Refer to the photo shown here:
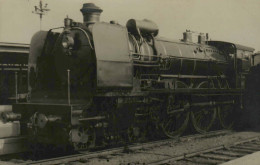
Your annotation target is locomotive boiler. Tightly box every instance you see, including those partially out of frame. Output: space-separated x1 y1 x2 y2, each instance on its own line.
3 3 255 150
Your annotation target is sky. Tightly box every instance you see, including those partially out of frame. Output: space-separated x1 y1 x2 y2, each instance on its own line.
0 0 260 51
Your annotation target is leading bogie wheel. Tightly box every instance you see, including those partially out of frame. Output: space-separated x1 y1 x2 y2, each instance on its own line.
127 126 144 143
70 126 96 150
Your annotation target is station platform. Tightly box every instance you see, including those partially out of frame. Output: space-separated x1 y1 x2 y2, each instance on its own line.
221 151 260 165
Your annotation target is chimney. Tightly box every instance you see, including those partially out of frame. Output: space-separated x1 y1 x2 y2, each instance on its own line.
80 3 103 26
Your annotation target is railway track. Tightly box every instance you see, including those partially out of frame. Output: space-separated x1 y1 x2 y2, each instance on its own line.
148 135 260 165
3 130 260 165
3 130 230 165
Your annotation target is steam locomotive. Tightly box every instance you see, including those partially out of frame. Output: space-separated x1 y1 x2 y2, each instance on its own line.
2 3 255 150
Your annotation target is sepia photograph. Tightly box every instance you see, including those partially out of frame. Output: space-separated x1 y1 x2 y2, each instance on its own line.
0 0 260 164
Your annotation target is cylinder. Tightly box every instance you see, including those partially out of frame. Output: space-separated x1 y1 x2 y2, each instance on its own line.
80 3 103 25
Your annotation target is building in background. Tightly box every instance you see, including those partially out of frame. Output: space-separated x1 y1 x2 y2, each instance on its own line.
0 42 29 104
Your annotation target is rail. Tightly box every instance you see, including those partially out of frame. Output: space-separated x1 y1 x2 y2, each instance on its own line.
148 136 260 165
19 130 230 165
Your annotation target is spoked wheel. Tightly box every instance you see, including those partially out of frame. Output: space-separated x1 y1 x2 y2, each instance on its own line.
127 126 143 143
70 126 96 150
218 105 235 129
218 81 234 129
161 92 190 138
161 111 190 138
191 107 216 133
191 81 216 133
127 126 137 143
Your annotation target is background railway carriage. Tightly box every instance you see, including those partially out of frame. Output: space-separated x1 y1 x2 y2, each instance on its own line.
0 42 29 104
0 42 29 141
5 3 256 150
252 52 260 66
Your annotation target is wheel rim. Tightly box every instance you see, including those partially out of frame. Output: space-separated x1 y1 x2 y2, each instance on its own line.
191 81 216 133
161 111 190 138
191 108 216 133
218 104 234 129
71 127 96 150
82 127 96 148
127 126 141 143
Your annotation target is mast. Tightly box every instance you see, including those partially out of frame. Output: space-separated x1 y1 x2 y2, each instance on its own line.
32 0 50 30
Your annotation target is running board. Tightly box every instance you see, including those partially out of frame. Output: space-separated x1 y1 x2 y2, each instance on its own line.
167 100 234 114
145 88 244 95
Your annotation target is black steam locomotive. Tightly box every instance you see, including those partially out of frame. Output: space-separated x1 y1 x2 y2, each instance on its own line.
3 3 255 150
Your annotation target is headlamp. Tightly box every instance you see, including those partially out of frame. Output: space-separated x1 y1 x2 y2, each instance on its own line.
62 35 74 50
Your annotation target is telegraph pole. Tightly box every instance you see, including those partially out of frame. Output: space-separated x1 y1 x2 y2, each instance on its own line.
32 0 50 30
